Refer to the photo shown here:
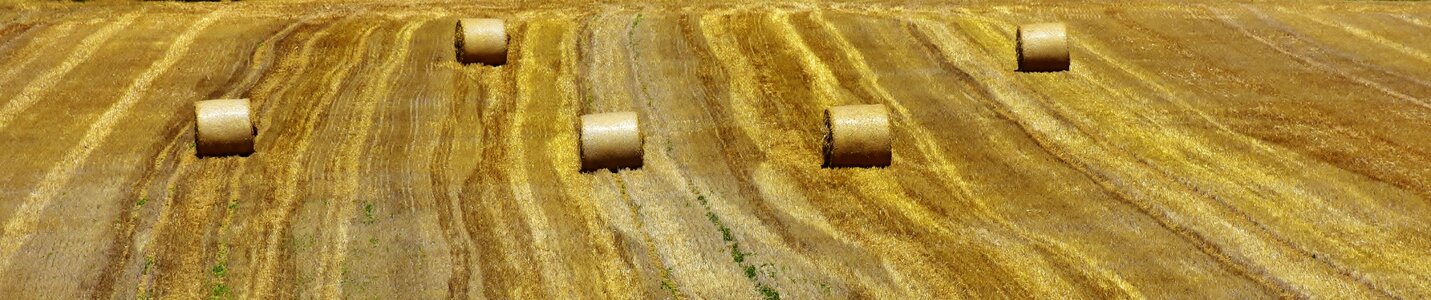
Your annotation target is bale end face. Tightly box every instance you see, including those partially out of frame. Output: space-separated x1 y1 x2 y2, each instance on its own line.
1017 22 1069 72
824 104 891 168
194 98 255 157
456 18 508 65
580 112 643 172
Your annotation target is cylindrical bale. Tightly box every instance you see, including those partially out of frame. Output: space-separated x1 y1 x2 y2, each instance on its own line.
1017 22 1069 72
455 18 508 65
194 98 255 157
580 111 643 171
824 104 891 168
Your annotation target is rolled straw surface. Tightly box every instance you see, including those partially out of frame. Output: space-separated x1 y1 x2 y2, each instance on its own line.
1017 22 1069 72
456 18 507 65
195 98 255 157
824 104 891 167
580 111 643 171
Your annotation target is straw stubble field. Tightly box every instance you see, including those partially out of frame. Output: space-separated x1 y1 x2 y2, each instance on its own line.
0 0 1429 298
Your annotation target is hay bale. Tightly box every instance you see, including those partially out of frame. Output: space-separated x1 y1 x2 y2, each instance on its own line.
1017 22 1069 72
824 104 891 168
580 111 643 171
456 18 508 65
194 98 255 157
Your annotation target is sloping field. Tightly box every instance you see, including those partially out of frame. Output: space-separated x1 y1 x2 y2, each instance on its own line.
0 0 1429 298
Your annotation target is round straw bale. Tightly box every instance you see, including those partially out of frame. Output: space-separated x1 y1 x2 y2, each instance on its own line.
580 111 643 171
456 18 507 65
1017 22 1069 72
194 99 255 157
824 104 891 168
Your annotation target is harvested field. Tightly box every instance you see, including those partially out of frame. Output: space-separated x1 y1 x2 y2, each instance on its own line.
1 0 1430 298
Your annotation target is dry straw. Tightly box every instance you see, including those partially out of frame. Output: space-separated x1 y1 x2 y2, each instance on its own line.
194 98 255 157
824 104 891 168
456 18 508 65
580 111 643 172
1017 22 1069 72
